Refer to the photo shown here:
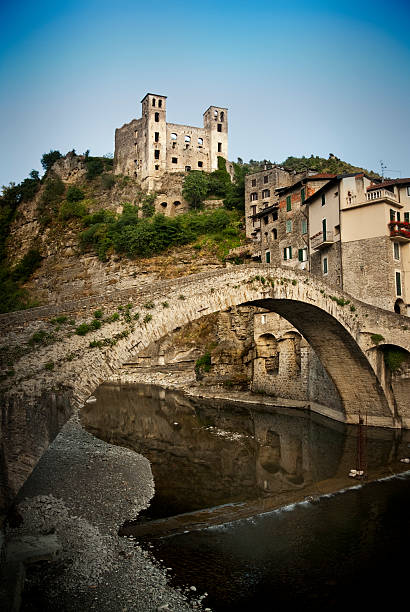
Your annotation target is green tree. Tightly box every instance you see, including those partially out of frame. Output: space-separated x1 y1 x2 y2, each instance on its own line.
66 186 85 202
224 162 249 212
41 150 63 173
182 171 209 209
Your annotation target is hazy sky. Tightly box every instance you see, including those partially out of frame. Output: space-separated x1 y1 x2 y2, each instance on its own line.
1 0 409 187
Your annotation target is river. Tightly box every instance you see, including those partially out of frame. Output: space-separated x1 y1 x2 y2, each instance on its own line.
81 383 410 610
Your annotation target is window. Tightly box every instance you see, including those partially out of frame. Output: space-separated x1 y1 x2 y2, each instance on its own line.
250 192 258 201
158 99 162 108
265 251 271 264
198 161 203 168
397 212 401 222
286 219 292 233
261 315 266 324
272 228 277 239
217 123 222 132
393 242 400 260
160 202 167 208
301 188 305 203
198 137 203 146
173 201 181 206
220 111 224 121
301 218 307 234
405 212 409 223
154 132 159 142
263 216 269 225
152 98 156 107
396 271 402 296
155 165 159 170
214 110 218 117
286 195 291 211
251 205 257 216
185 135 191 143
262 189 270 198
321 193 326 206
218 142 222 152
322 218 327 239
407 187 410 196
171 133 177 140
154 150 160 159
172 157 178 164
390 209 396 222
284 246 292 260
323 257 328 275
134 130 138 138
252 179 256 187
272 210 278 221
154 112 159 122
298 248 308 262
185 166 191 171
264 175 269 184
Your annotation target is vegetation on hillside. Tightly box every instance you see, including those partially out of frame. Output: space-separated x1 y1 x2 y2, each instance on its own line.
281 154 382 179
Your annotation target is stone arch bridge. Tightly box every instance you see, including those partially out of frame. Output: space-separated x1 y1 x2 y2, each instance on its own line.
1 264 409 508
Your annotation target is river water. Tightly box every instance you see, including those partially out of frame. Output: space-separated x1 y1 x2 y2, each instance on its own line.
81 383 410 610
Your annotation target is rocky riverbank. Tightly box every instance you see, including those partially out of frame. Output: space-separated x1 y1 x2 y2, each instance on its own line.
2 418 207 612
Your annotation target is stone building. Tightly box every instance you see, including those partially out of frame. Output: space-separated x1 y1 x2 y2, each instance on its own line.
306 174 410 314
114 93 228 192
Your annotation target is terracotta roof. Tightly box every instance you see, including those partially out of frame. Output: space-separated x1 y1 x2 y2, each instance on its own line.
367 178 410 191
307 173 337 179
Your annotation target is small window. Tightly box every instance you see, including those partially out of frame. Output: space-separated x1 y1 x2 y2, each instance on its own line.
273 228 277 239
171 133 177 140
272 210 278 221
250 192 258 201
155 165 159 170
390 209 396 222
407 186 410 196
265 251 271 264
160 202 167 208
217 124 222 132
251 205 257 215
172 157 178 164
185 166 191 172
261 314 266 324
263 216 269 225
220 111 224 121
397 212 401 222
301 188 306 203
134 130 138 138
198 161 203 168
158 99 162 108
286 195 291 211
185 135 191 143
155 112 159 122
252 179 256 187
404 212 409 223
154 149 160 159
154 132 159 142
214 110 218 118
218 142 222 152
262 189 270 198
152 98 156 107
323 257 328 275
286 219 292 233
284 246 292 260
173 201 181 206
393 242 400 260
198 137 203 146
396 271 402 296
298 248 308 262
301 218 307 234
264 175 269 184
321 193 326 206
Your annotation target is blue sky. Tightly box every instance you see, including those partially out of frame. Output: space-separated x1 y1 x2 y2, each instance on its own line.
1 0 409 187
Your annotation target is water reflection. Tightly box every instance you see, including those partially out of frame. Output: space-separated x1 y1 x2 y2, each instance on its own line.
81 383 410 535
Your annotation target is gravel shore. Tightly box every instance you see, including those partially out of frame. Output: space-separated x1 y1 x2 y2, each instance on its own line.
7 418 204 612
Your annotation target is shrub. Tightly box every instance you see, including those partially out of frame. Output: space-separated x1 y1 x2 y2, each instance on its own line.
383 347 408 372
45 361 54 371
195 352 212 374
144 301 155 309
182 171 209 209
101 174 115 190
12 249 42 283
59 200 88 221
28 330 50 345
143 314 152 323
76 323 91 336
90 319 102 330
41 150 62 173
85 158 105 180
371 334 385 345
66 186 85 202
94 309 103 319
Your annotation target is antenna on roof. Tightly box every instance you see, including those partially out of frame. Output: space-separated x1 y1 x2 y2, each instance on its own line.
380 160 387 178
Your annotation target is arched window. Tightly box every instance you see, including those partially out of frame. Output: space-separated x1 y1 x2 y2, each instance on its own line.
273 228 277 239
220 111 224 121
250 192 258 201
158 99 162 108
152 98 156 107
214 109 218 117
154 112 159 122
262 189 270 198
171 133 177 140
198 137 203 146
185 135 191 143
160 202 167 208
173 201 181 206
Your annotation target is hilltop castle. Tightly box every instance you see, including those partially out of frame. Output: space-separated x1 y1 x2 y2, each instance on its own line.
114 93 228 191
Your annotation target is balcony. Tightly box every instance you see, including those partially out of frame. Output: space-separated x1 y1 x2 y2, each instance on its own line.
311 230 334 250
366 189 399 204
389 221 410 243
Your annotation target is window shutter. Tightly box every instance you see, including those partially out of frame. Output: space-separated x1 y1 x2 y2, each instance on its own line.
404 212 409 223
298 249 303 262
283 248 287 260
286 195 291 211
289 247 292 259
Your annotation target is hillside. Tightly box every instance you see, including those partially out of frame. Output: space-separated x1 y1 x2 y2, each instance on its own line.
245 154 382 179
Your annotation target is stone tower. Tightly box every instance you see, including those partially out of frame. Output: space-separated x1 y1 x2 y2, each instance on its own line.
141 93 167 189
203 106 228 171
